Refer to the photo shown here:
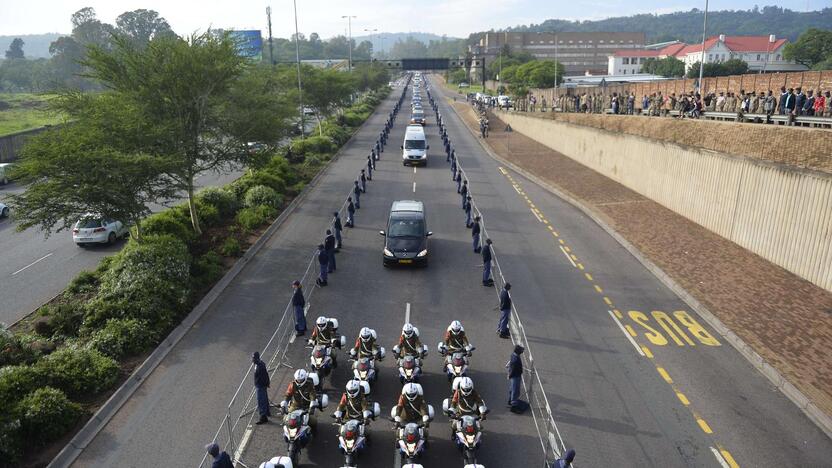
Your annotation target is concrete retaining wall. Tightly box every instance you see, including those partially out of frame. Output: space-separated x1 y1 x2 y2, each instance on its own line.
0 127 50 162
499 111 832 292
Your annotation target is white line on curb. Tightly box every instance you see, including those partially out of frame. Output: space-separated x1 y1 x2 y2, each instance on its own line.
608 310 645 357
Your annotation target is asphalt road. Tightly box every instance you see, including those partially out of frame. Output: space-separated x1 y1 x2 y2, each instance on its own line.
69 79 831 468
0 168 243 325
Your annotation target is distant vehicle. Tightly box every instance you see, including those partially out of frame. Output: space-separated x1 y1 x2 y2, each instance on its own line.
303 107 315 115
410 109 426 126
72 216 130 247
0 163 14 185
498 95 512 108
458 82 469 88
247 142 267 154
401 125 428 166
380 200 431 267
0 202 8 218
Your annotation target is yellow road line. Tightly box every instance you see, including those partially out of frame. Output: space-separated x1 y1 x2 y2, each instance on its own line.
593 284 603 293
564 246 571 253
719 448 739 468
613 309 623 319
675 390 690 406
577 263 584 270
657 367 673 383
584 273 593 281
641 346 653 358
559 239 565 244
603 296 613 305
624 325 637 337
697 417 713 434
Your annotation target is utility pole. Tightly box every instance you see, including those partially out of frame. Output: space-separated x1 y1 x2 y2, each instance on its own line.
293 0 304 139
697 0 709 94
266 6 275 66
342 15 357 71
364 28 377 58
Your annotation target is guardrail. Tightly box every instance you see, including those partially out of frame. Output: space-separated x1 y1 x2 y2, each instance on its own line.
444 97 570 466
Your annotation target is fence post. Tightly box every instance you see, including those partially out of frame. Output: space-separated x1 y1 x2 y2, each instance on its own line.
225 408 236 461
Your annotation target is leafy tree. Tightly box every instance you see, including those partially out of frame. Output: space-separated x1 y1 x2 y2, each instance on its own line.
686 59 748 78
10 93 176 241
642 56 685 77
82 32 294 235
5 38 24 59
783 28 832 69
390 36 428 59
70 7 114 50
448 68 467 84
513 60 563 88
301 65 354 135
720 58 749 75
48 36 89 90
115 9 174 48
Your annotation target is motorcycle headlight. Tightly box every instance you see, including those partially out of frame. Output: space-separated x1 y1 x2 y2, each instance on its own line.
465 434 476 444
314 357 323 366
383 248 394 257
406 442 416 454
454 365 462 374
288 427 298 438
346 438 355 449
359 370 367 379
417 249 428 257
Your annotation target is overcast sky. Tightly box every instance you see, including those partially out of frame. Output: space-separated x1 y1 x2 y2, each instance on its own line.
0 0 824 38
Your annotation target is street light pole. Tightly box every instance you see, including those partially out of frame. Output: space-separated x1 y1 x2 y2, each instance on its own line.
697 0 709 94
364 28 378 58
342 15 357 71
266 6 274 66
293 0 304 139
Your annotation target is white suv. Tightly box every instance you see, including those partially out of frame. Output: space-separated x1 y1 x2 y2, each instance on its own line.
72 216 129 246
0 202 8 218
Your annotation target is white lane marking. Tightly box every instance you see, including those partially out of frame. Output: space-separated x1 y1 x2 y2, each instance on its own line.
405 302 411 323
12 253 53 276
234 426 254 462
413 166 416 174
608 310 645 357
710 447 730 468
498 166 508 175
531 209 544 223
513 184 523 195
559 246 577 268
412 182 416 193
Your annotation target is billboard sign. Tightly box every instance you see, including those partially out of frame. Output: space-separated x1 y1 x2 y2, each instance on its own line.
230 30 263 60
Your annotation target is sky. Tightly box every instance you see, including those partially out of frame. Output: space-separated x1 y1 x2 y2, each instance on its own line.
0 0 825 39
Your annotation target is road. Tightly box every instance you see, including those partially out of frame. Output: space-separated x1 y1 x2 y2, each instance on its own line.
0 168 243 325
69 79 832 468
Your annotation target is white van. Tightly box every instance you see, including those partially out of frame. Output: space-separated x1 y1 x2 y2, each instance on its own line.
401 125 428 166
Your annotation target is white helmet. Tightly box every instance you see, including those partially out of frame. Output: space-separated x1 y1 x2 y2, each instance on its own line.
360 327 373 341
402 323 415 338
449 320 463 334
294 369 308 385
459 377 474 396
316 316 328 329
346 379 361 398
403 383 419 401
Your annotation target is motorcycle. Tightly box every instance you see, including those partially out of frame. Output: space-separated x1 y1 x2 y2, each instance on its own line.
397 355 423 384
282 394 329 466
350 347 384 392
441 350 473 382
389 384 435 465
335 400 381 467
308 345 334 391
257 456 294 468
450 414 484 465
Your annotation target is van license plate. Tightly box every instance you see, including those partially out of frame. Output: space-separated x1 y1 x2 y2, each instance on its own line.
399 259 413 264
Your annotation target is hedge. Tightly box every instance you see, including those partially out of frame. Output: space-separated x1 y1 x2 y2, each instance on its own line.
36 346 119 399
18 387 82 446
86 318 156 360
198 187 238 218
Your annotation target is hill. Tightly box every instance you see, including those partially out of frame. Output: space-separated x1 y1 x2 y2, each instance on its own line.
352 32 460 54
499 6 832 44
0 34 64 59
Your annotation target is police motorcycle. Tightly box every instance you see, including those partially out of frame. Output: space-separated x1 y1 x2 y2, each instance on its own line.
349 328 385 392
258 456 294 468
438 343 475 383
280 392 329 466
442 377 489 466
389 383 435 465
393 325 429 384
306 318 346 391
332 381 382 467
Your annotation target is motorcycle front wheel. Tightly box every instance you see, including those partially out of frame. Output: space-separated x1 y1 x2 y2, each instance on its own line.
345 453 356 466
289 442 299 466
464 448 476 464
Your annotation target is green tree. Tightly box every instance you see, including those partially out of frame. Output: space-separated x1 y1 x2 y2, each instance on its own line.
783 28 832 69
82 33 293 235
686 59 748 78
642 56 685 77
70 7 114 49
5 38 24 59
390 36 428 59
115 9 174 48
301 65 354 135
513 60 563 88
10 93 176 241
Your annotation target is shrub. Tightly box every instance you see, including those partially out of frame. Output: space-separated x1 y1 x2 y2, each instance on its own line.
320 121 351 145
198 187 238 217
38 303 84 337
37 345 119 398
83 235 191 334
66 270 99 295
244 185 281 209
0 331 42 367
230 172 287 200
0 365 46 411
140 209 194 244
236 205 276 231
0 414 22 465
18 387 82 446
192 251 225 289
219 237 242 257
195 200 220 228
86 318 156 360
341 111 364 127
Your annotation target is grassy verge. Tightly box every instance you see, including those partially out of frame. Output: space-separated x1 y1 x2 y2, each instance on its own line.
0 93 64 137
0 86 391 466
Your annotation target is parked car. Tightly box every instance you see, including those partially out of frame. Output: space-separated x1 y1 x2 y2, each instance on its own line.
72 216 130 246
0 202 8 218
0 163 14 185
458 82 469 88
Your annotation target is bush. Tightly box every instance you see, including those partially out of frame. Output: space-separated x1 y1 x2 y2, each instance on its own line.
236 205 276 231
0 414 22 465
86 318 156 360
293 135 334 155
195 200 220 228
18 387 82 446
219 237 242 257
244 185 281 209
0 330 41 367
0 365 46 411
198 187 238 217
192 251 225 289
38 303 84 338
66 270 99 295
341 111 365 127
230 172 287 200
140 209 194 244
83 235 191 334
37 345 119 398
320 121 351 146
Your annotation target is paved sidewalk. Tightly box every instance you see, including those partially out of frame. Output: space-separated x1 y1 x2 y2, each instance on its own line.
452 100 832 422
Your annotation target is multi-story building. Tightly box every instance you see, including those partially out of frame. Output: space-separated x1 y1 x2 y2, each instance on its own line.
474 31 646 76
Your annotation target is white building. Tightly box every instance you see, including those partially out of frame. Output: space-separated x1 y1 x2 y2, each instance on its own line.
606 35 805 76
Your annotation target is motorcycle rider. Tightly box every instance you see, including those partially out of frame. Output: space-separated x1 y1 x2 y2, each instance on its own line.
394 383 430 429
394 323 425 359
442 321 471 355
280 369 318 415
350 327 381 360
334 380 372 423
450 377 488 421
309 316 339 366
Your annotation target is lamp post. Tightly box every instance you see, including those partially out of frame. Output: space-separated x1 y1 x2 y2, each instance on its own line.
697 0 709 94
364 28 377 58
293 0 304 139
761 34 775 74
266 6 274 66
342 15 357 71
